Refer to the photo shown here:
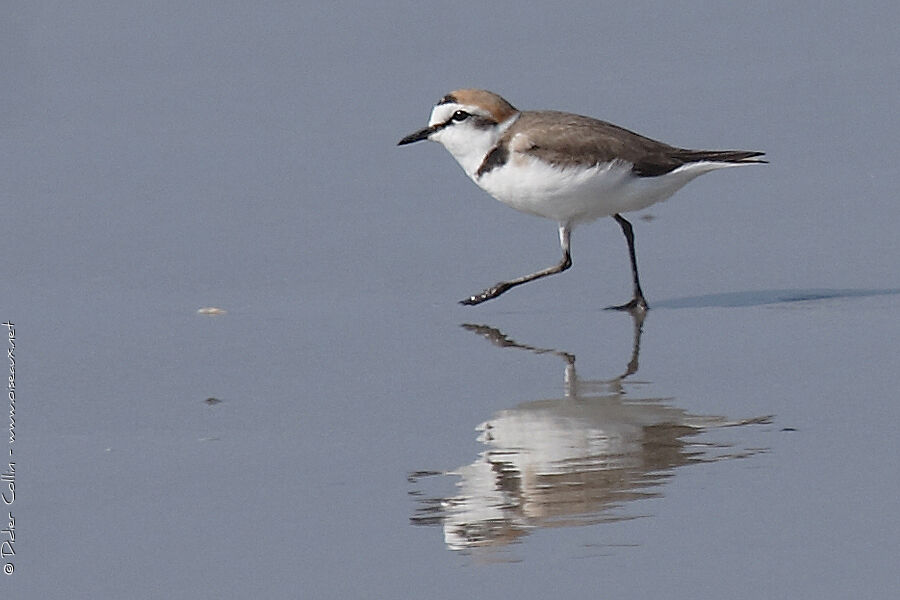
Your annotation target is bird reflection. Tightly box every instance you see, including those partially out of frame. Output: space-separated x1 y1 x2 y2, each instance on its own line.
409 313 771 551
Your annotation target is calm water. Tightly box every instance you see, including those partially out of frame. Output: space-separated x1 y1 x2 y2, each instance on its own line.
3 2 899 598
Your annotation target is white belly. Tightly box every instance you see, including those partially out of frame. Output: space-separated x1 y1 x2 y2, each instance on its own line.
475 155 742 225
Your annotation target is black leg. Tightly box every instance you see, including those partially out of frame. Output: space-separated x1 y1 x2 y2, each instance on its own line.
461 225 572 305
606 214 648 312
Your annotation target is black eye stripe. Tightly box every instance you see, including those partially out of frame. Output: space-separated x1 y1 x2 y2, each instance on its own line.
440 110 496 130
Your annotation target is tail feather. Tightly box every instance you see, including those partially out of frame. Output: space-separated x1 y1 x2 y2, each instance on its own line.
677 149 767 164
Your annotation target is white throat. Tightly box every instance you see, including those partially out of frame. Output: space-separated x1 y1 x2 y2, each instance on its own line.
430 111 520 180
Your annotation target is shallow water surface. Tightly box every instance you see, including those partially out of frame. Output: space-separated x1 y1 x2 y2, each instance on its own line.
3 2 900 598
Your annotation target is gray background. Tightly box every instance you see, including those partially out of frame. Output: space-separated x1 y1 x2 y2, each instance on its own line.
2 1 899 598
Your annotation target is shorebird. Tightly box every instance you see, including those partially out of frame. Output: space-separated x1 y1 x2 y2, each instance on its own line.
399 89 765 310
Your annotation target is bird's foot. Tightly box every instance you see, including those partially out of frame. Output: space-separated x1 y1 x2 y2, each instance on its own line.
605 296 649 313
459 282 512 306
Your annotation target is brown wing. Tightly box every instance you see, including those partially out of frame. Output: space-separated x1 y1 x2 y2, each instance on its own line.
508 111 765 177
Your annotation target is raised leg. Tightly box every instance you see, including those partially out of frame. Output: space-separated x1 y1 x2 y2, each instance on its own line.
461 224 572 306
606 214 648 312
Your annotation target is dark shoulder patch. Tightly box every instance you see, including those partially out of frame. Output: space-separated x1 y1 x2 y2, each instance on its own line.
476 145 509 177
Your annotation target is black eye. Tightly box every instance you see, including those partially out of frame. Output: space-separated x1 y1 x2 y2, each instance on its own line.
452 110 470 122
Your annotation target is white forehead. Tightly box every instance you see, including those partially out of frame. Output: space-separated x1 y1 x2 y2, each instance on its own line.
428 103 459 127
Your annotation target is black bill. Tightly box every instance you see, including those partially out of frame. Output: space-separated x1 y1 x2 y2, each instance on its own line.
398 125 437 145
